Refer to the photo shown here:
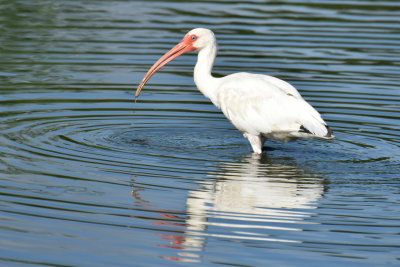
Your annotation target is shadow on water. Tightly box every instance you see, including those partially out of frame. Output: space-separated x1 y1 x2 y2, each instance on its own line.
131 153 327 263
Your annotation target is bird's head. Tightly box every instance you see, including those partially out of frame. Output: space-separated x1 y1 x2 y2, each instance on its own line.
135 28 216 98
184 28 215 50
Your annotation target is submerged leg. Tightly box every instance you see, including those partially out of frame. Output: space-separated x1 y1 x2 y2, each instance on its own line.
245 134 265 154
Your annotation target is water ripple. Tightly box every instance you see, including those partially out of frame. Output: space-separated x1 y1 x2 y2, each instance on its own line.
1 0 400 266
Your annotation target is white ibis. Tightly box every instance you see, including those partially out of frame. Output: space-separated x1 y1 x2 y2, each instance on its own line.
136 28 333 153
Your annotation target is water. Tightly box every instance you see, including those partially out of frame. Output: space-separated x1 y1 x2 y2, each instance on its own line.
1 0 399 266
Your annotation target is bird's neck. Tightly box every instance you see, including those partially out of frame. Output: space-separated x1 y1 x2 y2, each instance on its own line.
193 44 221 107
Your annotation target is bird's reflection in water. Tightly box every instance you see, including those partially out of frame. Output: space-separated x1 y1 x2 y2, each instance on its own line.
132 154 326 262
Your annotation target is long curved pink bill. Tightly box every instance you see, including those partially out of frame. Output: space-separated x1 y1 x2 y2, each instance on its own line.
135 41 194 98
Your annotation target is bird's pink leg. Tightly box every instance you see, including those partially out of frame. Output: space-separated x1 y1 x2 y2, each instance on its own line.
245 134 265 154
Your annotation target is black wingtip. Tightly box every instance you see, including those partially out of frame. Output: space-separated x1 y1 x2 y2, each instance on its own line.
299 125 312 134
325 125 333 138
299 124 334 139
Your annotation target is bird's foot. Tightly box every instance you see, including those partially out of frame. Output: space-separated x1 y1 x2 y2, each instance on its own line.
245 134 265 154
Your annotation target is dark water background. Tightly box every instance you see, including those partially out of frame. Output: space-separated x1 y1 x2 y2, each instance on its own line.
1 0 399 266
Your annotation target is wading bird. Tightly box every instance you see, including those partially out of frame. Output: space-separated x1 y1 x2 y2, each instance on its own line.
136 28 333 153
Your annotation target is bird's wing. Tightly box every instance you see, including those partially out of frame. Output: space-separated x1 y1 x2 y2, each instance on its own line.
259 74 303 99
217 73 328 137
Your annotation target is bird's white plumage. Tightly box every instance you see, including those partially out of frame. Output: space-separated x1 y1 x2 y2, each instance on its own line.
137 28 333 153
217 72 328 138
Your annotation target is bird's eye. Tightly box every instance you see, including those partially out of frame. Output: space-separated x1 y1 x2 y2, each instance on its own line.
191 35 197 41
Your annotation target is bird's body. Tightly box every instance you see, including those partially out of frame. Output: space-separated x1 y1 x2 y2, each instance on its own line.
136 28 333 153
